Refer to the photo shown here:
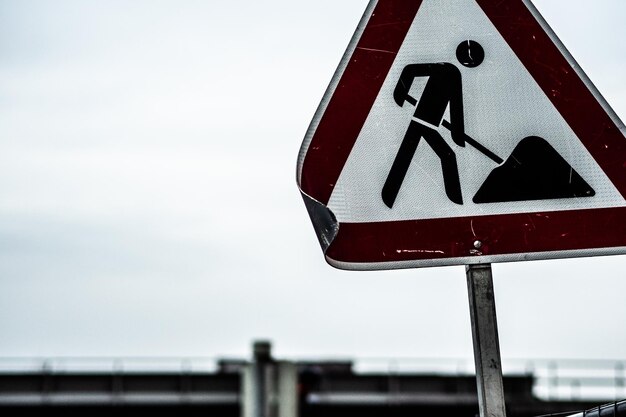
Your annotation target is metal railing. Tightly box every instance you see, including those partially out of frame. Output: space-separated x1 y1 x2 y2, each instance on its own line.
350 357 626 402
0 356 624 402
0 357 218 374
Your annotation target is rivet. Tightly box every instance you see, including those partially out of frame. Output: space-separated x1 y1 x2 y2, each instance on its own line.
473 240 482 249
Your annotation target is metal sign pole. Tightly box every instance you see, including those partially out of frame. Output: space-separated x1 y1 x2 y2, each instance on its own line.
466 263 507 417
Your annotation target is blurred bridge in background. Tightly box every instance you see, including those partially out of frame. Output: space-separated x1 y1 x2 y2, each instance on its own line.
1 342 624 417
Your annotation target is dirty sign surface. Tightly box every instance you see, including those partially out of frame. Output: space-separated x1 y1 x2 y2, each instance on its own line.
297 0 626 270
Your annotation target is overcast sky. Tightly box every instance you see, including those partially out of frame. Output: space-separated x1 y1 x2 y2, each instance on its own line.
0 0 625 363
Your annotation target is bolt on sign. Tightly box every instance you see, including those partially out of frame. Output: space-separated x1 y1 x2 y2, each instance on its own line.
296 0 626 270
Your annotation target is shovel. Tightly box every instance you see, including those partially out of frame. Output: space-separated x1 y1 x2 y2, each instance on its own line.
441 120 503 164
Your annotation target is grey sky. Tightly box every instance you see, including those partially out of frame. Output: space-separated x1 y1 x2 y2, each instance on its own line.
0 0 624 361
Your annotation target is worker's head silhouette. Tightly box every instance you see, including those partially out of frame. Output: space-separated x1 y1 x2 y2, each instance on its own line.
456 40 484 68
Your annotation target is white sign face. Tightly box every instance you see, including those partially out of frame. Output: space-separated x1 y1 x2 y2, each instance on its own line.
297 0 626 270
328 0 623 224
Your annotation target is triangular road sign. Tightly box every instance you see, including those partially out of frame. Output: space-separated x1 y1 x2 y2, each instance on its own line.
297 0 626 270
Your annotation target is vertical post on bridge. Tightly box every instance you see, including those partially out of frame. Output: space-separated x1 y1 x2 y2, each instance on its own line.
466 263 507 417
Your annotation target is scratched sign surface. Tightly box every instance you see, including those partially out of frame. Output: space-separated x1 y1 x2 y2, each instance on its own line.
297 0 626 270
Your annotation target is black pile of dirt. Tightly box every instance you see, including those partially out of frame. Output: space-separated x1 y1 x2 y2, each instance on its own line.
473 136 595 204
